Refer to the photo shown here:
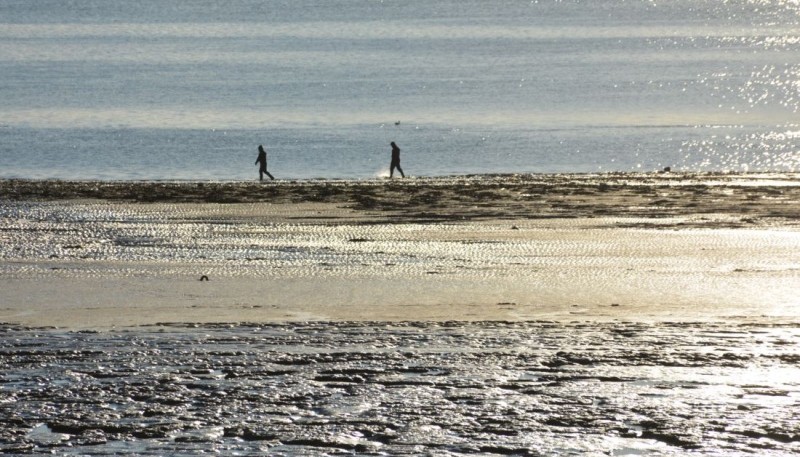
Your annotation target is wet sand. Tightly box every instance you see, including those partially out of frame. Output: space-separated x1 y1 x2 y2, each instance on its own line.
2 321 799 455
2 173 800 329
2 173 800 455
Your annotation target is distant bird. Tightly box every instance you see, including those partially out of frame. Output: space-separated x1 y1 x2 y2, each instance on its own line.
395 121 401 125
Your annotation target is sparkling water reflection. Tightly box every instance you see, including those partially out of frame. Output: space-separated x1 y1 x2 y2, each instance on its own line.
0 0 798 179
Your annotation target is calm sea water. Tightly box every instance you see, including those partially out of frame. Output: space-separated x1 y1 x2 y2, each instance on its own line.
1 0 799 180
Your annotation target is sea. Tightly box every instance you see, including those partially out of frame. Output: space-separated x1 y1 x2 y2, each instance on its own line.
1 0 799 181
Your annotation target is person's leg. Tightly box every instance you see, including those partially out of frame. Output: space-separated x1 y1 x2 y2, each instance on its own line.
397 164 405 178
266 171 275 180
389 164 395 178
259 170 264 181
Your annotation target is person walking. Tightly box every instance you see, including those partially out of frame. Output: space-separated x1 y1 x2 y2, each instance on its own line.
255 145 275 181
389 141 405 178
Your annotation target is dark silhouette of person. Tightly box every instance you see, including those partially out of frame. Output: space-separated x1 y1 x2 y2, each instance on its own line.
255 145 274 181
389 141 405 178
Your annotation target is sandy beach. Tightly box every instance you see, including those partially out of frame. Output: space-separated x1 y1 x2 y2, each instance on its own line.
2 173 799 329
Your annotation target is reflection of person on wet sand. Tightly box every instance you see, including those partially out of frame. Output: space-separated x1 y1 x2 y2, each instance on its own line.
389 141 405 178
255 145 275 181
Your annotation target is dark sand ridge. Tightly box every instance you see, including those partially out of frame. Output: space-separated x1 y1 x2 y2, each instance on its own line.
3 172 800 227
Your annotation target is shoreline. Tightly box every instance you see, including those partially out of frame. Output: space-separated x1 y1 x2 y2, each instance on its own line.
3 172 800 226
5 172 800 201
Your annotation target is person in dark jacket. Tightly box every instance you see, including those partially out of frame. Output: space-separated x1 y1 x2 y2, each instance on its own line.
389 141 405 178
255 145 275 181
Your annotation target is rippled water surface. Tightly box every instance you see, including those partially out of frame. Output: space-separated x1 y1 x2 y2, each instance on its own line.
1 0 799 179
1 322 799 456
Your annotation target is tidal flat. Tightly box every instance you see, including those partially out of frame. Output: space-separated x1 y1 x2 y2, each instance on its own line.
1 173 799 455
2 321 799 456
